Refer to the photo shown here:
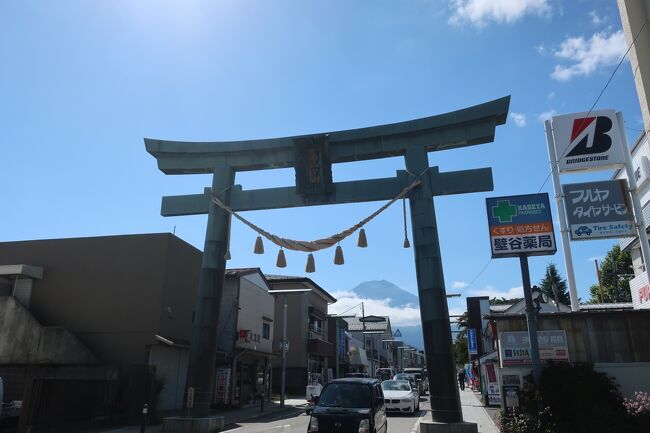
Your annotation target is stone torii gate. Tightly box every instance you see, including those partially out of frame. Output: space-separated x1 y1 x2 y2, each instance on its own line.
146 96 509 431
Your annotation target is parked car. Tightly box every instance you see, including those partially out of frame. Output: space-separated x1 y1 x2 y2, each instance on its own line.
393 373 418 397
375 368 395 381
381 380 419 414
344 372 369 378
403 368 428 395
308 378 387 433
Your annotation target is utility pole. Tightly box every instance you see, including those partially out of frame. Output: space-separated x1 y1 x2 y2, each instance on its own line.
361 302 367 374
281 293 287 407
520 255 543 390
595 259 605 303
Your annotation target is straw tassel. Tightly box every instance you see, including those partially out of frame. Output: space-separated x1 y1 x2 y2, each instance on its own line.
305 253 316 273
254 235 264 254
276 249 287 268
334 245 344 265
403 238 411 248
357 228 368 248
225 249 232 260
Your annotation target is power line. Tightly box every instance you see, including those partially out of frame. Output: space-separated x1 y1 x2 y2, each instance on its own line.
460 15 650 296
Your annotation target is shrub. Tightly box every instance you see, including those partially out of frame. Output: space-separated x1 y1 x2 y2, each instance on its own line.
499 407 557 433
538 362 634 433
624 391 650 431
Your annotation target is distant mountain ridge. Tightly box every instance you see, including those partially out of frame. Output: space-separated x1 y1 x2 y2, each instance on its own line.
349 280 461 351
351 280 419 307
350 280 423 349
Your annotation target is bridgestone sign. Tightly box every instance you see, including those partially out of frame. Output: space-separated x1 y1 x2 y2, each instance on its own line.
551 110 626 173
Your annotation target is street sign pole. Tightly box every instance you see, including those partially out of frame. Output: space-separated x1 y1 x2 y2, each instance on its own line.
519 254 543 390
618 112 650 286
545 120 579 312
281 293 287 407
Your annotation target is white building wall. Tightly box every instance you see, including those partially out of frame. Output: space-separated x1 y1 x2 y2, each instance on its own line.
235 273 274 354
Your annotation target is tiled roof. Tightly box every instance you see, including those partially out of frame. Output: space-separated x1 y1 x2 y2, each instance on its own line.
225 268 261 277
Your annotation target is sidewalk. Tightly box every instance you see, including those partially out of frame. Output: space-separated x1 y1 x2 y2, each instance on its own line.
459 388 499 433
89 397 306 433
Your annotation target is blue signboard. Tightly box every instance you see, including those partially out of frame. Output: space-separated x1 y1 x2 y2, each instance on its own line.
338 329 346 356
394 329 402 338
486 193 556 258
468 328 478 355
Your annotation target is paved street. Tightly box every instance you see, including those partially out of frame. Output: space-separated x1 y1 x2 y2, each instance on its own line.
223 398 430 433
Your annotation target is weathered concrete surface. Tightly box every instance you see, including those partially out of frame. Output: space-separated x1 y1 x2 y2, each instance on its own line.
0 296 98 364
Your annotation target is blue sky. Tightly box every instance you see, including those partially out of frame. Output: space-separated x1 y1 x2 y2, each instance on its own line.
1 0 644 324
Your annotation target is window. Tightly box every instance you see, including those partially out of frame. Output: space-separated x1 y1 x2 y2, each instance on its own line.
263 323 270 340
309 317 322 333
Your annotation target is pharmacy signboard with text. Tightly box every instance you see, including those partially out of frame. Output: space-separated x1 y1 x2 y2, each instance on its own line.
551 110 626 173
563 180 635 240
486 193 556 258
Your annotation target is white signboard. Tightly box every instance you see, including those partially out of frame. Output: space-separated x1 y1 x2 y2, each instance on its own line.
630 272 650 310
499 331 569 366
551 110 626 172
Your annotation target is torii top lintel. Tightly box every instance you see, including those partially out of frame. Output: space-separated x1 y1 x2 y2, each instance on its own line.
145 96 510 175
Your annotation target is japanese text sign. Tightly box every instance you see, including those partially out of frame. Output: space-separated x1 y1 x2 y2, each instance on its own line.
499 331 569 366
551 110 626 173
563 179 635 240
486 193 556 258
468 328 478 355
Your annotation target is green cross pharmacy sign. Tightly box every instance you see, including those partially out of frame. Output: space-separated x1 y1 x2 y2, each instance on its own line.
485 193 557 258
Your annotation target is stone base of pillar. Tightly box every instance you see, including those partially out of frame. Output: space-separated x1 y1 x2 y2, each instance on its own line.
162 416 225 433
419 421 478 433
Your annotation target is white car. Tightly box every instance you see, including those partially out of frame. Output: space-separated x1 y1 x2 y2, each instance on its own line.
381 380 419 414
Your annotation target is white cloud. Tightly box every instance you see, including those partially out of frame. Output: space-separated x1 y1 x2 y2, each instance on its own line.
589 10 605 26
538 109 557 122
510 112 527 127
449 0 551 28
551 30 627 81
536 43 547 55
547 91 555 100
468 285 523 299
453 281 469 289
588 256 604 263
329 291 423 327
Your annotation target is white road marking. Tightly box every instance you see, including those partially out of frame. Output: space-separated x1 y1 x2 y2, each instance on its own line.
410 411 427 433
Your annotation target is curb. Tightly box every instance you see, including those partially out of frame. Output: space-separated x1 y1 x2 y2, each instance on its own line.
219 405 302 430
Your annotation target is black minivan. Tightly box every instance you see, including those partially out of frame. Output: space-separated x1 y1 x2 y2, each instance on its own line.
308 378 387 433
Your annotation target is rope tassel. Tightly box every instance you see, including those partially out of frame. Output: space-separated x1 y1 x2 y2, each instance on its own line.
402 196 411 248
254 235 264 254
334 245 344 265
305 253 316 273
357 228 368 248
225 250 232 260
276 249 287 268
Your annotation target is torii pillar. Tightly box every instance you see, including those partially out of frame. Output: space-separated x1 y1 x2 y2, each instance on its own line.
146 96 510 431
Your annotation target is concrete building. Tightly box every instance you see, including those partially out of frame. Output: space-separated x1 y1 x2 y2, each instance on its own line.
0 233 289 416
215 268 275 407
614 132 650 308
343 316 394 375
618 0 650 134
0 233 202 419
266 275 336 395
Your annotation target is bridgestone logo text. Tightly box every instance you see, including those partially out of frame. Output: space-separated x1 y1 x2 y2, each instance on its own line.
565 155 609 164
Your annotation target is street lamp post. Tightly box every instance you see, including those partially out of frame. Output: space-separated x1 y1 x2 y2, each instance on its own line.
269 288 311 407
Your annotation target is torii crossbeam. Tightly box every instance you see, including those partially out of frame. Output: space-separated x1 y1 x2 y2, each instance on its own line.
146 96 510 429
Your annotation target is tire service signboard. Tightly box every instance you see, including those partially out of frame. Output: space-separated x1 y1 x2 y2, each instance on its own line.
486 193 556 258
563 179 636 240
551 110 626 173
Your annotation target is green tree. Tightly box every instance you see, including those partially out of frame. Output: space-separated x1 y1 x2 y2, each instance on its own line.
539 263 570 305
588 245 633 303
454 333 469 365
